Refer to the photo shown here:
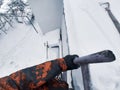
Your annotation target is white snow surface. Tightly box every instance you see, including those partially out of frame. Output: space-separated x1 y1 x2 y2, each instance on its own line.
0 22 46 77
0 21 61 77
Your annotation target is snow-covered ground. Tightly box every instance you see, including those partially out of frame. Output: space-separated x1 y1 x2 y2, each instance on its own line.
0 22 46 77
0 21 61 77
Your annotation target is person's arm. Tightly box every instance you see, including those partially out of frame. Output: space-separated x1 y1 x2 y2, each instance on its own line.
0 55 79 90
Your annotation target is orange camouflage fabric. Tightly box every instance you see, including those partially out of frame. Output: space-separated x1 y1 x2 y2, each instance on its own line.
0 58 69 90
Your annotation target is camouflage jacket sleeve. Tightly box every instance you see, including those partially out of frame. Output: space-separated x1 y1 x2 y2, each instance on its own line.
0 58 68 90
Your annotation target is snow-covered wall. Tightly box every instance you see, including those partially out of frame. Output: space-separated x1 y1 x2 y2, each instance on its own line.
64 0 120 90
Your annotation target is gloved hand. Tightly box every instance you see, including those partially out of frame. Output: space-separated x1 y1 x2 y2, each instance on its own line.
63 55 80 70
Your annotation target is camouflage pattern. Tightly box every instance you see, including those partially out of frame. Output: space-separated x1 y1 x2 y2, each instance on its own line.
0 58 69 90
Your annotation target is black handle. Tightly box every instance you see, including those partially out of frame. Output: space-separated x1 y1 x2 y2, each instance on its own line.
73 50 116 65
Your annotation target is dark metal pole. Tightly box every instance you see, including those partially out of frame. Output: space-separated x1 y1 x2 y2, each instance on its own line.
106 9 120 34
100 2 120 34
73 50 115 90
81 65 91 90
26 16 38 33
73 50 115 65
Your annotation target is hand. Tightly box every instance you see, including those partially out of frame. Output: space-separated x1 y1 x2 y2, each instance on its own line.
63 55 80 70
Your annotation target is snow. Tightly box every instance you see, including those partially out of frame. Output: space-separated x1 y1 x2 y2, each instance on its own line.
0 0 29 13
0 22 46 77
0 20 61 77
